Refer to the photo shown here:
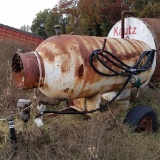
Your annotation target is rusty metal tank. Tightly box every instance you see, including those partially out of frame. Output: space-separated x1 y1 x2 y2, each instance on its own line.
108 17 160 79
12 35 156 100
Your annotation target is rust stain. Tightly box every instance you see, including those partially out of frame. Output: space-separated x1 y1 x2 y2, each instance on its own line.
42 83 49 92
78 89 96 98
42 48 55 63
74 36 104 85
12 70 24 88
73 98 85 111
78 64 84 78
126 39 139 52
106 39 118 55
64 88 69 93
106 83 123 92
61 54 71 73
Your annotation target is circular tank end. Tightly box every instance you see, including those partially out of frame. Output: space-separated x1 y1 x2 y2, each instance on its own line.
12 52 44 89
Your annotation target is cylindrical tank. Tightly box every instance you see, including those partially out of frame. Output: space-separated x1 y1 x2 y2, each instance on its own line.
108 17 160 79
12 35 156 100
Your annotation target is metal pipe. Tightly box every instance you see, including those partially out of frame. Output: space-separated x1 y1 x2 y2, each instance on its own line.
121 11 134 39
54 25 61 36
12 52 45 89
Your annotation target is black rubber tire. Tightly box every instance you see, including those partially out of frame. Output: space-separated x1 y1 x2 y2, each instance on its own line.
123 105 158 132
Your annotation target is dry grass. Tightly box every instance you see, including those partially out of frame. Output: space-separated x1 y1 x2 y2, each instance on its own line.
1 40 160 160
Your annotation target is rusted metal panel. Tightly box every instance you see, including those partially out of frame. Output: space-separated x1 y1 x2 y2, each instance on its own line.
12 35 155 100
140 18 160 78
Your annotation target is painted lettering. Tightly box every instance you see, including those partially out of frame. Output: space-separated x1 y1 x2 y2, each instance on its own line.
132 27 137 34
119 28 122 35
124 28 128 35
114 27 118 36
113 26 137 36
128 26 132 34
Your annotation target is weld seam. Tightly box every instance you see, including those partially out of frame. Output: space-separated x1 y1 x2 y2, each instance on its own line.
33 52 42 88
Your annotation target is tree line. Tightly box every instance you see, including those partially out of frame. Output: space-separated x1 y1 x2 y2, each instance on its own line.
22 0 160 38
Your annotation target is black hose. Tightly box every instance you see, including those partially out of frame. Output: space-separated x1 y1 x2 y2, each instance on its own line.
89 49 155 76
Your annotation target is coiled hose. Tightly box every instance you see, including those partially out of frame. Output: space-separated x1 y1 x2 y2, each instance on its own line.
89 49 155 76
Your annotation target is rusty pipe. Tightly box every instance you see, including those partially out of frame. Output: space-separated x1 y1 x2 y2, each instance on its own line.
12 52 45 89
54 25 61 36
12 35 156 99
121 11 134 39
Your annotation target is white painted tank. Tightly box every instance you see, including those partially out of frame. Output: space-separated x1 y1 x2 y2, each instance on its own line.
12 35 156 100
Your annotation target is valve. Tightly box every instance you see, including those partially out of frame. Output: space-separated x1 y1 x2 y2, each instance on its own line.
130 76 142 97
17 99 31 123
133 78 142 88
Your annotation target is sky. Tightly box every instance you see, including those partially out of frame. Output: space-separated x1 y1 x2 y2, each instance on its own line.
0 0 58 29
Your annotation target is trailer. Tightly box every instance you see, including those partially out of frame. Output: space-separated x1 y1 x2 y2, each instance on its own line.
12 36 157 132
10 12 160 133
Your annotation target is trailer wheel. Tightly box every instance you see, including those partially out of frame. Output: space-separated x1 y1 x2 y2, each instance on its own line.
123 105 158 132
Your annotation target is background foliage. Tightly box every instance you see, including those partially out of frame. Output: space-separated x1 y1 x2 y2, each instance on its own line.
29 0 160 38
